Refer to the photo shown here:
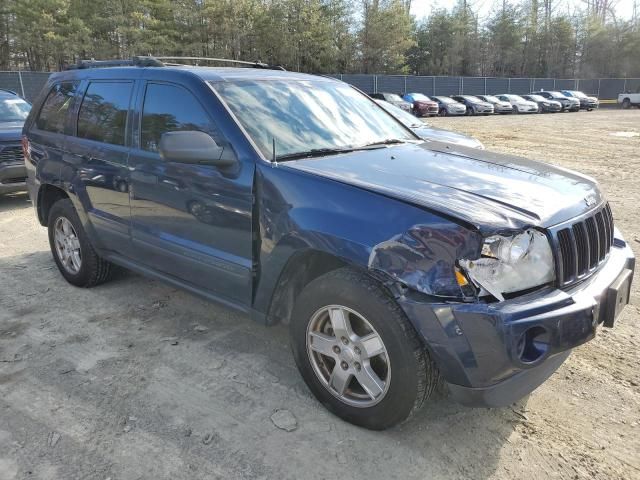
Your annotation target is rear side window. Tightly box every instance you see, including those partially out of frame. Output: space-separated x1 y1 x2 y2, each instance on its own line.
36 82 78 133
77 81 133 146
140 83 218 152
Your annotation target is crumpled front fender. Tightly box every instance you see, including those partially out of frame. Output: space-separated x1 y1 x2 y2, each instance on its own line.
368 223 483 298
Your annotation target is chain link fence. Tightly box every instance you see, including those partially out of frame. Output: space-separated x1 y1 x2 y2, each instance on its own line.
2 71 639 102
0 71 52 101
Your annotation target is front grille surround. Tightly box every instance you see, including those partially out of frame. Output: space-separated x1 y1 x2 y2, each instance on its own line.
0 144 24 165
549 203 615 287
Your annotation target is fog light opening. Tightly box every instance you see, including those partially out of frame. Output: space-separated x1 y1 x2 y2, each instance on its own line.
517 326 550 364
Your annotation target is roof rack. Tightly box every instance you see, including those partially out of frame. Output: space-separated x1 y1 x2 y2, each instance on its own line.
66 56 165 70
155 56 285 71
65 56 285 71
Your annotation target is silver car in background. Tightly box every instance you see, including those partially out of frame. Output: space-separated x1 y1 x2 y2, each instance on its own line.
429 96 467 116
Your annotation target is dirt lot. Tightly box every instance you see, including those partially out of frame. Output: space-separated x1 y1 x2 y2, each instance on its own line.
0 110 638 480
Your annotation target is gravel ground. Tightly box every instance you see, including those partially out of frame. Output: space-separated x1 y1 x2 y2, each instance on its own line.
1 110 639 480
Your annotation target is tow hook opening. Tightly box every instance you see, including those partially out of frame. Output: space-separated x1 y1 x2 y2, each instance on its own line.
517 326 550 364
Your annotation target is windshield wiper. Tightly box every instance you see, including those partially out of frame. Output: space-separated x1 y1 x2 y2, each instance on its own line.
275 147 355 162
358 138 407 148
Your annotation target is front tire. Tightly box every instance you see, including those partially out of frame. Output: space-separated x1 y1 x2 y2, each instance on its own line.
290 268 437 430
47 198 114 287
622 98 631 109
512 105 519 114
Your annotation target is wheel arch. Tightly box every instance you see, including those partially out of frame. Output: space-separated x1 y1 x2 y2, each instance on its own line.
264 248 353 325
36 184 70 226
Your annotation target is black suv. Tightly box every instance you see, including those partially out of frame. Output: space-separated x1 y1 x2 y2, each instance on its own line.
23 58 634 430
0 89 31 194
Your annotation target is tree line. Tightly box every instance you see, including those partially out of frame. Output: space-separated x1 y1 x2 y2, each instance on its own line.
1 0 639 78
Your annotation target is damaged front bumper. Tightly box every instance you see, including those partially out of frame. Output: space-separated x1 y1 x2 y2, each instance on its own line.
397 237 634 408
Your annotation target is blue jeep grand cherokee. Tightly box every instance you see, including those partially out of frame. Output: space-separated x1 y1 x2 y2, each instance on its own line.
23 58 634 430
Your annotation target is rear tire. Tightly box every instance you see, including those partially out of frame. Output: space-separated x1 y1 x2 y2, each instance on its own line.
622 98 631 109
290 268 437 430
47 199 114 287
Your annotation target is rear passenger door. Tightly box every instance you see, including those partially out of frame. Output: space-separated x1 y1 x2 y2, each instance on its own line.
65 80 135 255
128 81 254 306
27 82 79 195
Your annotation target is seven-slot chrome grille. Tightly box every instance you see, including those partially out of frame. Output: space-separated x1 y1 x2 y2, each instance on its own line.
552 203 614 286
0 144 23 165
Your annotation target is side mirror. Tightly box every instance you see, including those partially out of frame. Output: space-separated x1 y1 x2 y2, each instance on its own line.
158 130 236 168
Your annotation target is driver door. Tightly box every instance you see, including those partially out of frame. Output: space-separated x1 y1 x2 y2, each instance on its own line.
128 81 254 306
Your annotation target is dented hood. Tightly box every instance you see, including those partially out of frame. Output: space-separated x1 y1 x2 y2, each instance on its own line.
284 142 603 233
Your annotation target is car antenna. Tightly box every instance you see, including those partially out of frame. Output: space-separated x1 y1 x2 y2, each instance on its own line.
272 137 278 166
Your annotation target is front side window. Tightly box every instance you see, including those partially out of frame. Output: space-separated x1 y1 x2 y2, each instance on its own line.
0 97 30 123
212 80 415 159
36 82 78 133
141 83 220 153
77 81 133 145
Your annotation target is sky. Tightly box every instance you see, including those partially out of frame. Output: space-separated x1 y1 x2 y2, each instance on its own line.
410 0 637 22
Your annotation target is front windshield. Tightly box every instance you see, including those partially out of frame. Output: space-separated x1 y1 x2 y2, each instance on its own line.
483 95 500 103
506 95 525 102
461 96 481 103
548 92 566 98
528 95 545 102
212 80 415 159
0 97 31 122
375 100 423 128
570 91 587 98
435 96 455 103
385 93 404 102
409 93 430 101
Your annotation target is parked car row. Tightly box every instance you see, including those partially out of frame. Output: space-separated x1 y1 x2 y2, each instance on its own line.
368 90 599 117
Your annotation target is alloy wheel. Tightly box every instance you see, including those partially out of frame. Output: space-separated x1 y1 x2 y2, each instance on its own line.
53 216 82 274
306 305 391 408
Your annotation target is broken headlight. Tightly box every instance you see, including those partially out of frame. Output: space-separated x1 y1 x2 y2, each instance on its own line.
459 230 554 301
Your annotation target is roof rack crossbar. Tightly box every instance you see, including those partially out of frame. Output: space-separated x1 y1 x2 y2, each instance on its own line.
64 55 285 71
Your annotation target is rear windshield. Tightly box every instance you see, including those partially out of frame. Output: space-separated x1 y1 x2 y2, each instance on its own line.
212 80 415 159
0 97 31 122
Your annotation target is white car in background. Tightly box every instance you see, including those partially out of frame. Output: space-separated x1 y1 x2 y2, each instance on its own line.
618 92 640 109
497 94 539 113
